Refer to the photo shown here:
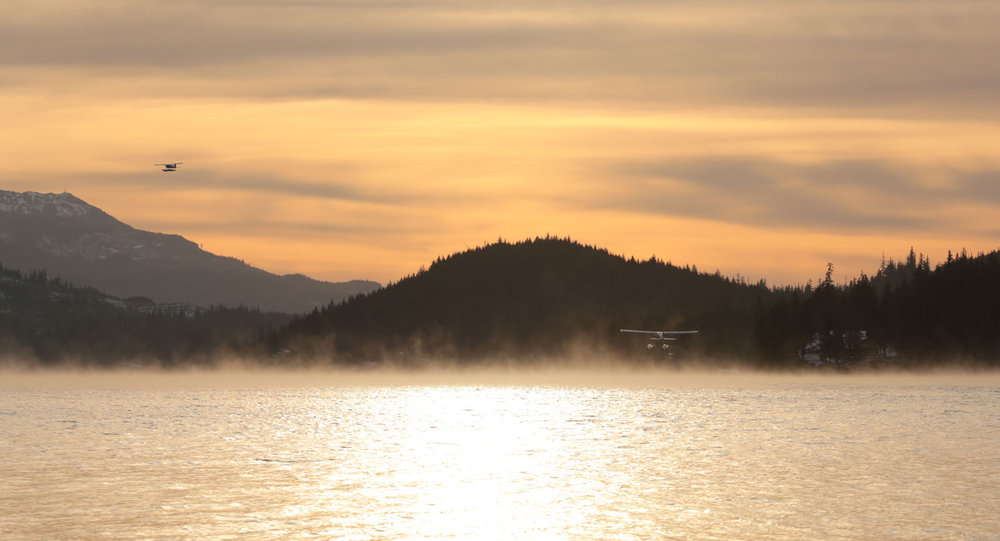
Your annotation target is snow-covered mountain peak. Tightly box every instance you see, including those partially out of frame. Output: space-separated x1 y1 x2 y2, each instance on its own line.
0 190 93 218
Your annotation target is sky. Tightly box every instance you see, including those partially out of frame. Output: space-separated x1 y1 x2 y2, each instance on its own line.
3 0 1000 287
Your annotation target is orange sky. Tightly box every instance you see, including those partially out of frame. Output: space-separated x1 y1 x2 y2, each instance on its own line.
3 1 999 286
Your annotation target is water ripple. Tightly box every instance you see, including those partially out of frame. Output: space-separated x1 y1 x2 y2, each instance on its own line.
1 382 997 540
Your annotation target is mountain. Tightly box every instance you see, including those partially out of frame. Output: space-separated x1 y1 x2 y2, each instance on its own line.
0 190 380 313
273 236 769 363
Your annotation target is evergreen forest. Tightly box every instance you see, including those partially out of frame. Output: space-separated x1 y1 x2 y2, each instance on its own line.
3 238 999 369
0 265 290 366
272 238 1000 369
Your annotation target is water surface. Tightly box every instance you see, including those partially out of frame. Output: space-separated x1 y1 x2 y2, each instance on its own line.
2 370 998 540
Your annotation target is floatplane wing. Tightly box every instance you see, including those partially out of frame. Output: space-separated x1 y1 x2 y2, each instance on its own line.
619 329 699 341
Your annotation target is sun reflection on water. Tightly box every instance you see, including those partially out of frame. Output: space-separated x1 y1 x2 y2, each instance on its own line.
314 386 614 539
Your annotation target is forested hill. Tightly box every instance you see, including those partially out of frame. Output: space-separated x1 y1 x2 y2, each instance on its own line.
0 264 290 366
6 235 996 368
273 237 770 362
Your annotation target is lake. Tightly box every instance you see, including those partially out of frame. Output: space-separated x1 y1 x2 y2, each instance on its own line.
2 369 998 540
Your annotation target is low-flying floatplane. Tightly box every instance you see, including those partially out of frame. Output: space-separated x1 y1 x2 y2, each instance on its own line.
155 162 183 172
620 329 699 351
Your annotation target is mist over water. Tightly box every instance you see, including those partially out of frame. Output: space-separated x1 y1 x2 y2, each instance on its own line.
3 361 999 389
3 365 998 540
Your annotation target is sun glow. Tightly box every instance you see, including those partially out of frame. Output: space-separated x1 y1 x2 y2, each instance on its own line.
326 386 597 538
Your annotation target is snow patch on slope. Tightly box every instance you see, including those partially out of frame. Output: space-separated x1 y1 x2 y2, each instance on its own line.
0 190 92 218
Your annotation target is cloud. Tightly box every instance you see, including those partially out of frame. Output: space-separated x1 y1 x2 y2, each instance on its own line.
957 168 1000 203
4 0 1000 284
150 171 404 205
600 156 1000 233
3 1 998 111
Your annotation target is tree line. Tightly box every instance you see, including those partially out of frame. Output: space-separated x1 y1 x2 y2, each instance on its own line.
754 248 1000 368
0 264 290 367
3 239 999 368
273 239 1000 368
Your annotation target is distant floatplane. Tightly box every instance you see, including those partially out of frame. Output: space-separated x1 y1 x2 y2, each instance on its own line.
620 329 699 351
154 162 183 172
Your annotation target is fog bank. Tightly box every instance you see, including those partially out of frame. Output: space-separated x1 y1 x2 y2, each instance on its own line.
3 363 998 390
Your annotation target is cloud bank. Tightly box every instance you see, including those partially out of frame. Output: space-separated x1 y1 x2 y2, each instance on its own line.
2 0 999 285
